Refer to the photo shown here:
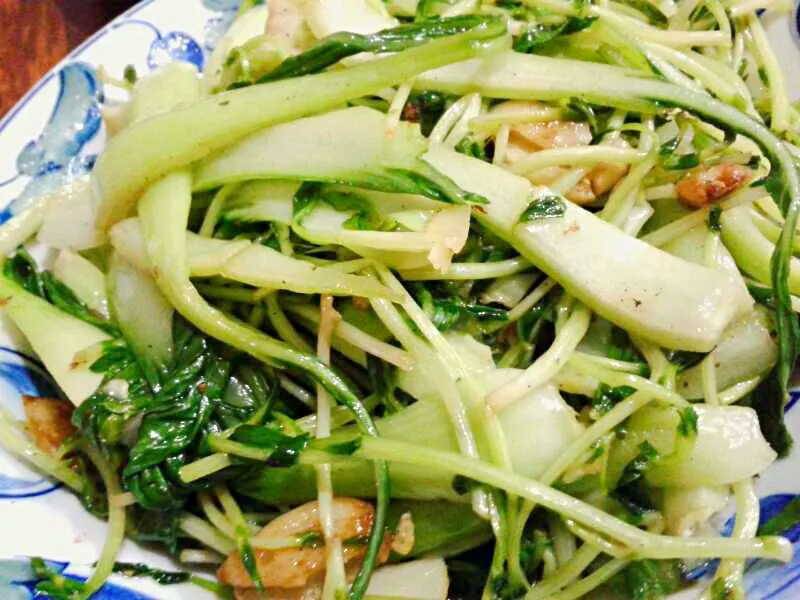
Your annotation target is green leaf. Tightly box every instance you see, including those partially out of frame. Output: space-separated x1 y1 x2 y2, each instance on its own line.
617 441 660 489
519 194 567 222
111 562 190 585
123 65 138 85
666 350 707 371
662 153 701 171
229 424 310 466
592 383 636 416
3 250 117 335
402 91 448 137
293 181 324 224
495 0 543 20
319 189 384 231
452 474 482 495
513 17 597 54
3 248 45 296
749 367 793 456
257 16 505 84
616 0 667 25
747 282 776 308
30 558 87 599
708 206 722 232
454 136 488 161
677 406 698 437
463 303 509 322
605 559 683 600
658 137 679 156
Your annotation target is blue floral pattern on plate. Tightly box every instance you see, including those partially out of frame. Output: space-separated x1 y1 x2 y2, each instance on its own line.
1 63 102 223
685 493 800 598
115 19 206 70
203 0 246 51
0 559 151 599
0 0 251 222
0 348 62 499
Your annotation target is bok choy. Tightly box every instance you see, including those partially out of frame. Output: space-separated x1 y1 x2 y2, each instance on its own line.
1 3 799 600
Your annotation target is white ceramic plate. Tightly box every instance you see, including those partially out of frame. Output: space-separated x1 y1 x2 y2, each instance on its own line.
0 1 798 598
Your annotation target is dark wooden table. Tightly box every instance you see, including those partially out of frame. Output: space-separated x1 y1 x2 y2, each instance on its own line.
0 0 137 117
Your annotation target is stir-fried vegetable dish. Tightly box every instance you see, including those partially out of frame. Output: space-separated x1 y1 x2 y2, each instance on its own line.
1 0 799 597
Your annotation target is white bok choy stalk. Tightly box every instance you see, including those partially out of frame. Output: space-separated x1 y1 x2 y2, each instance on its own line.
108 252 175 372
91 21 508 231
53 249 109 319
193 106 482 206
129 62 202 124
303 0 397 40
721 204 800 294
365 558 449 600
608 404 777 488
203 3 270 92
36 176 104 251
423 146 753 352
677 308 778 400
0 275 110 404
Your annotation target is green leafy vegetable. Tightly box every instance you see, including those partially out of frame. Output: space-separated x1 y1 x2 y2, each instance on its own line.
229 424 310 465
413 285 509 331
617 441 660 489
708 206 722 232
518 194 567 222
3 250 116 335
402 91 448 137
748 368 793 456
75 320 279 510
111 562 190 585
662 153 701 171
513 17 598 54
29 558 87 599
258 16 505 84
592 383 637 416
677 406 699 437
605 559 684 600
293 183 384 230
667 350 708 371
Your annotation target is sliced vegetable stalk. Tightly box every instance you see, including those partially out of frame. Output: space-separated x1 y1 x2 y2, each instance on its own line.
193 106 485 206
423 146 753 352
54 250 109 319
108 252 174 372
304 0 397 40
677 308 778 400
36 176 103 251
258 16 502 83
0 274 110 404
203 3 269 91
92 21 507 230
608 404 777 488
